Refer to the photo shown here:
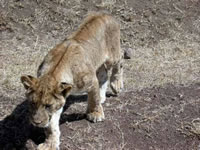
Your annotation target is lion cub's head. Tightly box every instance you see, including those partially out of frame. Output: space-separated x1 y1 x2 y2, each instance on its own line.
21 75 72 128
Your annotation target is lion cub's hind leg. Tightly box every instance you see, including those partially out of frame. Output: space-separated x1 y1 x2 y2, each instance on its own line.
87 75 105 123
110 60 123 95
97 64 108 104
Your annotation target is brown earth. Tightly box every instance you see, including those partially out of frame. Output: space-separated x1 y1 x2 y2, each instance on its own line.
1 0 200 150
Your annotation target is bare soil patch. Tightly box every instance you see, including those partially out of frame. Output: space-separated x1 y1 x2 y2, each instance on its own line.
1 84 200 149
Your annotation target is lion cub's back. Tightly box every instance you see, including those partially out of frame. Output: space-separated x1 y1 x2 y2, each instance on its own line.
69 12 120 42
70 12 121 66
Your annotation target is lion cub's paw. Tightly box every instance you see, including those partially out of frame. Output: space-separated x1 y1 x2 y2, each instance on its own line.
37 143 59 150
87 105 105 123
110 79 123 95
87 111 105 123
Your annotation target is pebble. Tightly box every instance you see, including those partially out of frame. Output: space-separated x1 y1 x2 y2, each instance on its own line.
124 48 132 59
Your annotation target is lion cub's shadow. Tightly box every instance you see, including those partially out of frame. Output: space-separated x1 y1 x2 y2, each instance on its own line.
60 92 117 123
60 94 88 123
0 94 88 150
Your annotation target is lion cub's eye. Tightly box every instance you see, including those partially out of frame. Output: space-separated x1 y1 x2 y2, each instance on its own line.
45 104 52 109
30 101 35 106
29 101 36 109
53 94 60 99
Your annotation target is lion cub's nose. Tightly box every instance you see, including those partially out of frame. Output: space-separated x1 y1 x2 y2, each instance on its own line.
33 119 42 124
33 116 43 124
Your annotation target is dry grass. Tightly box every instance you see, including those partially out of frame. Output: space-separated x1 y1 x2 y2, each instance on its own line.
124 33 200 91
1 0 200 149
1 0 200 129
117 0 200 91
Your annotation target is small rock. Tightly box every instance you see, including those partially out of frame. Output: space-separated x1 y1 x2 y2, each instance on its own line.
178 93 184 99
143 10 151 18
124 48 132 59
122 15 134 22
16 35 23 40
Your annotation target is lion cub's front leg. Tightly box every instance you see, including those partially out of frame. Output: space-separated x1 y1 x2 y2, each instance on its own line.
87 77 105 123
37 108 63 150
110 61 123 95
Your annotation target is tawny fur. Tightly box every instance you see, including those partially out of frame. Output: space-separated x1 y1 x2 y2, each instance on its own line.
21 12 123 150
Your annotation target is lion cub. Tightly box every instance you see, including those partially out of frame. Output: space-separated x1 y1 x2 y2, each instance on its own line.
21 12 123 150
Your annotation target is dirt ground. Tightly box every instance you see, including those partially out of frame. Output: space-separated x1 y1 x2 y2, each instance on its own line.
1 0 200 149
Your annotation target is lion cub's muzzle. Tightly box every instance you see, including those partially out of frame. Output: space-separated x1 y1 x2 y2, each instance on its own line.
30 108 51 128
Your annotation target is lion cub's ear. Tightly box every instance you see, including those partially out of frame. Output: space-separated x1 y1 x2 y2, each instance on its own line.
58 82 72 97
21 75 37 90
